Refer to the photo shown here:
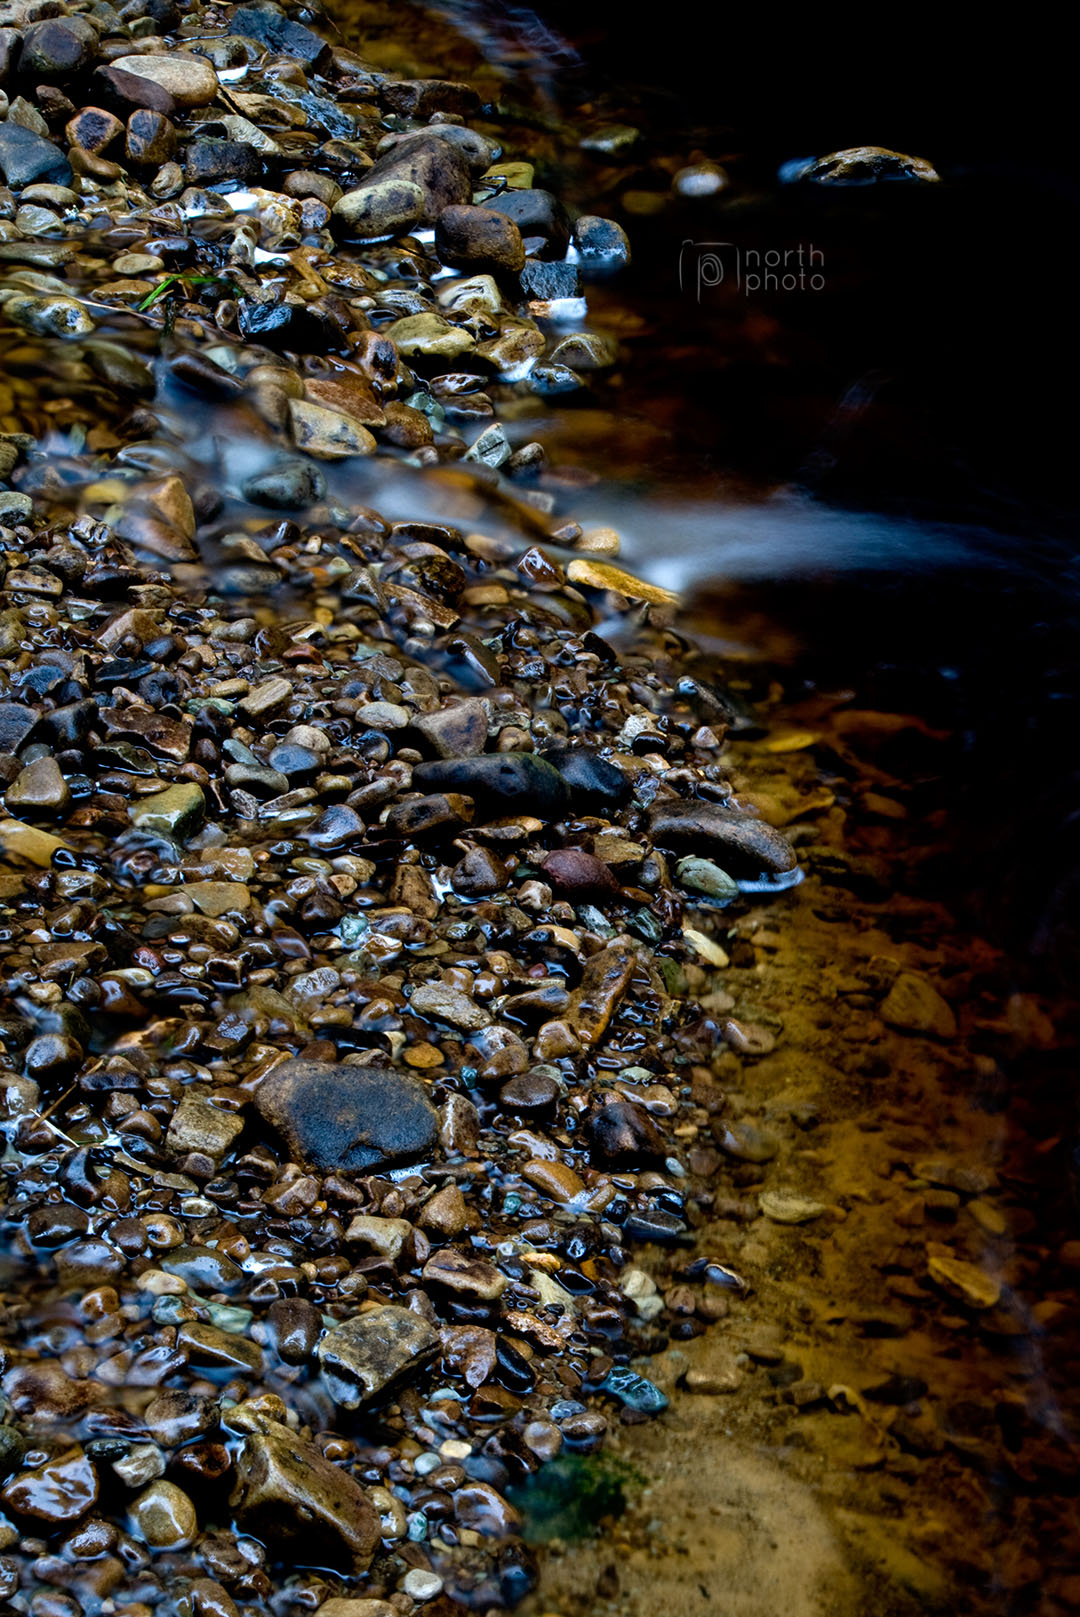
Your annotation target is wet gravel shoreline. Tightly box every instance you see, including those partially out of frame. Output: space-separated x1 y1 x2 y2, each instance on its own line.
0 4 807 1609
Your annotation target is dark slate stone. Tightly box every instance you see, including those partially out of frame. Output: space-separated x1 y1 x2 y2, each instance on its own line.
255 1060 439 1172
236 297 340 351
0 123 72 188
538 744 630 810
268 743 320 779
0 702 38 754
231 4 331 67
185 137 264 187
41 700 96 747
411 752 571 820
0 27 21 84
519 258 581 300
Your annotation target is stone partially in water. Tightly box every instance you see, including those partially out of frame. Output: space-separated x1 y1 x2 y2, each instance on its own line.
435 204 525 274
386 313 476 359
566 556 675 601
18 15 98 78
412 697 489 758
5 756 69 815
0 818 71 867
587 1099 667 1163
422 1248 507 1300
538 745 631 810
540 848 621 900
166 1093 243 1162
481 188 569 259
129 1480 197 1547
231 1419 381 1571
332 177 425 238
230 3 330 66
289 398 376 458
794 146 939 185
255 1059 439 1171
675 856 739 902
161 1244 243 1293
362 132 472 226
317 1306 439 1407
566 941 637 1046
410 981 491 1030
648 800 797 877
599 1366 667 1412
550 333 621 372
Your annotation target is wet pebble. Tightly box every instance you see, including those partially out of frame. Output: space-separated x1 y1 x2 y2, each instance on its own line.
255 1059 439 1171
129 1480 197 1547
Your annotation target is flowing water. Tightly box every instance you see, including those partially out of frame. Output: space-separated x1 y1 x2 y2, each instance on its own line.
2 2 1079 1614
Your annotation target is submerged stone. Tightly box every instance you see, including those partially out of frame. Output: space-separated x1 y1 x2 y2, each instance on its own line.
242 460 326 508
880 973 957 1038
598 1366 667 1413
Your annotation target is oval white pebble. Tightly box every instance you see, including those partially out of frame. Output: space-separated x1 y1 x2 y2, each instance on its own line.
403 1568 444 1600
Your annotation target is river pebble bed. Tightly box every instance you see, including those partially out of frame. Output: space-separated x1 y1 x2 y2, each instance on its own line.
0 2 1078 1615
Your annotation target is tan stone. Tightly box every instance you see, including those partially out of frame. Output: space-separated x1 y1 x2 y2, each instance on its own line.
522 1158 585 1204
231 1419 381 1572
566 557 678 605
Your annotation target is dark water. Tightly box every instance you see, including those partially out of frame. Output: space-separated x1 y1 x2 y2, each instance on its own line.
396 0 1080 978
